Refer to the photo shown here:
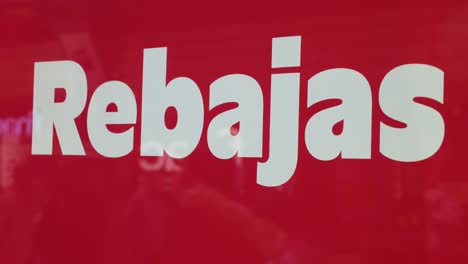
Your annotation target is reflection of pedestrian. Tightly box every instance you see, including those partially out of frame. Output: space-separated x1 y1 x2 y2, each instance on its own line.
425 186 464 249
0 156 51 264
103 159 289 264
102 180 175 264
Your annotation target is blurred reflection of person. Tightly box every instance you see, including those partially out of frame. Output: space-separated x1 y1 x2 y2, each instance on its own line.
102 152 290 264
0 156 51 264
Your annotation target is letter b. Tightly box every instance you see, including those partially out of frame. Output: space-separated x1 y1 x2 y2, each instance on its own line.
141 48 204 158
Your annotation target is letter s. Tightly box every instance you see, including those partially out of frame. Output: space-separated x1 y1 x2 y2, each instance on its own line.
379 64 445 162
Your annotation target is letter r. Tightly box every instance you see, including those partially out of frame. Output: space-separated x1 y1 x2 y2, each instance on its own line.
32 61 87 155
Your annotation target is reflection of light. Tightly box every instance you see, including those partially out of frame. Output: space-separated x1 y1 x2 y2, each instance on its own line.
0 112 31 190
217 127 244 166
0 112 32 137
139 141 186 173
0 136 28 190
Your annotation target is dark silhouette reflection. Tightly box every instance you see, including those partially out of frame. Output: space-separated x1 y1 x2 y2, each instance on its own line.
1 148 468 264
102 155 291 264
0 155 50 264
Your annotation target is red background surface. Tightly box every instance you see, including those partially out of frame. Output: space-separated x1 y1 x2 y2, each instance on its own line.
1 1 468 263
